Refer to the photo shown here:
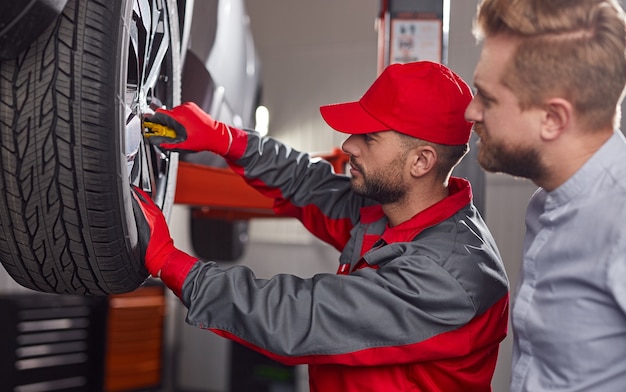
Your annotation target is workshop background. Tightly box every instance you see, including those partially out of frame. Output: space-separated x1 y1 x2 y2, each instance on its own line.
1 0 624 391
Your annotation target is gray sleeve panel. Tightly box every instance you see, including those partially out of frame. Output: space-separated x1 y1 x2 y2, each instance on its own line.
179 206 508 360
231 132 373 222
181 255 474 359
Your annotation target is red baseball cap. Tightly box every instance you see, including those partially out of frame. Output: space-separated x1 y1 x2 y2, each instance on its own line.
319 61 473 145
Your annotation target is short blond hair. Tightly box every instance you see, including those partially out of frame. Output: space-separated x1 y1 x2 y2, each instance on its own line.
474 0 626 130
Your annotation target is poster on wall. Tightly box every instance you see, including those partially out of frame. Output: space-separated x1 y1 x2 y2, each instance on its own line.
389 18 442 64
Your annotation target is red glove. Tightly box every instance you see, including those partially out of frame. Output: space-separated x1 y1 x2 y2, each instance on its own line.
143 102 234 155
131 187 197 278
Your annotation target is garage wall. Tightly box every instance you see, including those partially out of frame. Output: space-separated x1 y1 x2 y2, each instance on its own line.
246 0 380 152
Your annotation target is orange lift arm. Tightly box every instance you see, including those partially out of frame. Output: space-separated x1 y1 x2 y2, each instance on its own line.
173 148 349 220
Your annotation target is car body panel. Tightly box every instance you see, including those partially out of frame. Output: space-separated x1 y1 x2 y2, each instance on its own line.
185 0 261 128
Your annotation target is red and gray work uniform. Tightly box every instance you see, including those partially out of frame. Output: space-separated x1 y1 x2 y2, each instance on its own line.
161 130 510 392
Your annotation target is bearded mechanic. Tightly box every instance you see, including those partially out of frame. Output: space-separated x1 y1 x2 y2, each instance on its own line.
134 61 509 391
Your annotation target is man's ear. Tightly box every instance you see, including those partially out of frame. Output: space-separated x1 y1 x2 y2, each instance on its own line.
541 98 572 141
410 145 437 177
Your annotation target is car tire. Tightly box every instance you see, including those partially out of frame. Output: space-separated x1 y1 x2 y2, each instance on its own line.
0 0 181 295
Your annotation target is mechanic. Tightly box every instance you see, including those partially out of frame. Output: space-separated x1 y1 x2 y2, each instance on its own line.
135 61 509 391
465 1 626 391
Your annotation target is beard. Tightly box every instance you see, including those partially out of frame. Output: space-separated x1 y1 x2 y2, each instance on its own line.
350 156 409 204
475 124 545 180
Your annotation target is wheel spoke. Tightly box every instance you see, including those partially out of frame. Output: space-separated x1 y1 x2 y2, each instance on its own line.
142 2 169 99
136 0 152 37
125 0 175 201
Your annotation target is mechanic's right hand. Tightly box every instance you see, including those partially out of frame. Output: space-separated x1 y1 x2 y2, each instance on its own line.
143 102 234 155
131 186 197 278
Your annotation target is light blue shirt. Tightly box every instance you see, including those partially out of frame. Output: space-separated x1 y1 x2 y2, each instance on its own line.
511 130 626 392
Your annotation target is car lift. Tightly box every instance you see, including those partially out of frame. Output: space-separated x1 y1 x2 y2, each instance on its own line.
173 147 350 219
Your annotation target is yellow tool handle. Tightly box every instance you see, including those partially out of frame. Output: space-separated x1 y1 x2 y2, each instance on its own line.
143 121 177 139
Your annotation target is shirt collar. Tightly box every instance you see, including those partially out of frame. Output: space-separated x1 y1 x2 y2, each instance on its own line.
545 130 625 210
